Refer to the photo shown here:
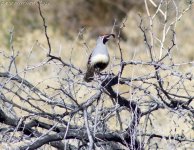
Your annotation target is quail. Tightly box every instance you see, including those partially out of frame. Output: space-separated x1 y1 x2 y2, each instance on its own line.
84 34 115 82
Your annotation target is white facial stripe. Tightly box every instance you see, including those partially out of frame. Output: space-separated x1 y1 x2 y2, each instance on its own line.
90 54 109 65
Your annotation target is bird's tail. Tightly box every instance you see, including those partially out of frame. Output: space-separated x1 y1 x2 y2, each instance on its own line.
84 66 95 82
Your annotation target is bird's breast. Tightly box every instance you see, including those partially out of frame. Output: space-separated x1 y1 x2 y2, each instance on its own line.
90 54 109 65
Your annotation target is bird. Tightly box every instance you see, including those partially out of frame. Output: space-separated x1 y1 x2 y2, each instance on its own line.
84 33 115 82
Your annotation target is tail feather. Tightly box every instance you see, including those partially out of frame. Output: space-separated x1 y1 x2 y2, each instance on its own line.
84 66 95 82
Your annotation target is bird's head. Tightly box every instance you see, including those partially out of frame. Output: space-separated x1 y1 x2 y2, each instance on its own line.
99 34 115 44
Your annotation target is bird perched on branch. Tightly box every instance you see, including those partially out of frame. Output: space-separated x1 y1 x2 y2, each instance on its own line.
84 34 115 82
